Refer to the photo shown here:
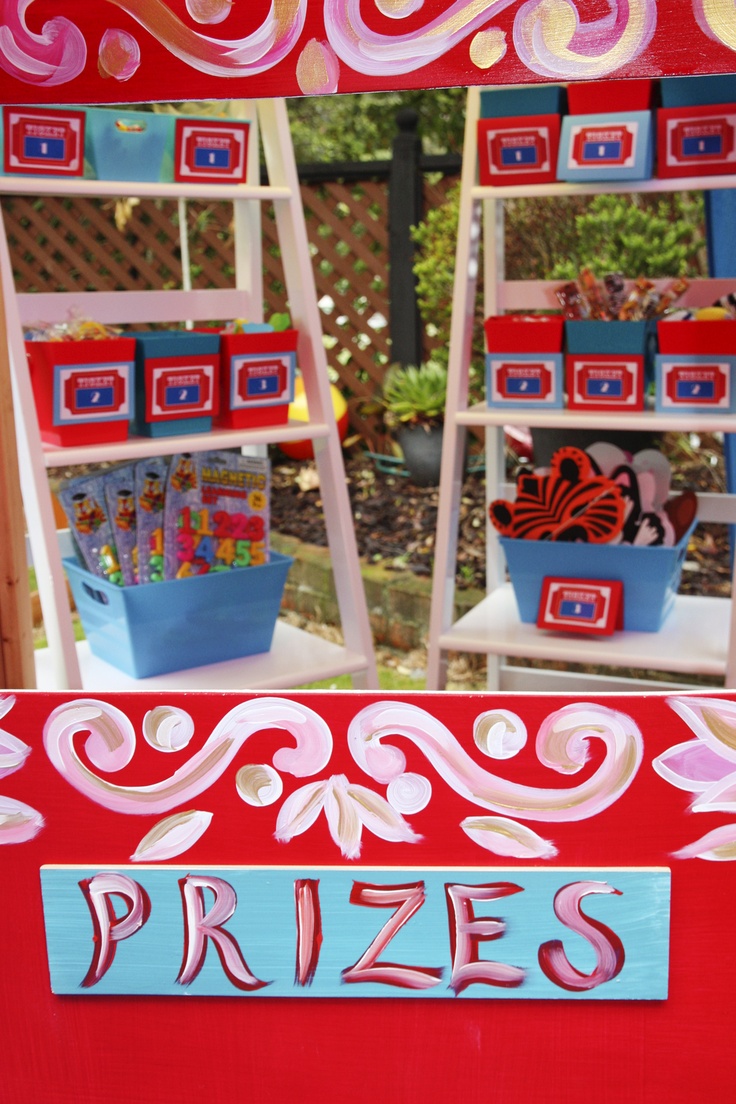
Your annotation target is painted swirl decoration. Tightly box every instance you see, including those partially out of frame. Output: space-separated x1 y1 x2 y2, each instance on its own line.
43 697 333 815
347 701 643 822
0 0 665 93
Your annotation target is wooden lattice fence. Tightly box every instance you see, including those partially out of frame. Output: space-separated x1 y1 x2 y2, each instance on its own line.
0 165 458 450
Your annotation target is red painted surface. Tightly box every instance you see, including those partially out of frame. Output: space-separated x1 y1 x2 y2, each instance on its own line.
1 2 736 105
1 689 735 1102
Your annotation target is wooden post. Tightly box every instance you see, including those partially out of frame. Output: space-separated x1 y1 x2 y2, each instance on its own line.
0 272 36 688
389 108 424 368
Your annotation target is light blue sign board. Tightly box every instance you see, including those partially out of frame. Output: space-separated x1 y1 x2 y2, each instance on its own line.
41 866 670 1000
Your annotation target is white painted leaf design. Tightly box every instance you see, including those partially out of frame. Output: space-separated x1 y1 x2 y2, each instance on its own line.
131 809 213 862
674 823 736 861
0 731 30 780
0 796 44 844
461 815 558 859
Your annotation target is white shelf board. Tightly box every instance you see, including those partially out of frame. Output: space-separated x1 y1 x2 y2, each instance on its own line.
472 173 736 201
497 664 706 693
34 621 370 692
438 586 730 678
41 421 330 467
457 403 736 434
0 176 291 203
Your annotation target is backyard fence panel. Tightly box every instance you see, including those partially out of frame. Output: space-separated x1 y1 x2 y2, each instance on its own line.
1 160 459 451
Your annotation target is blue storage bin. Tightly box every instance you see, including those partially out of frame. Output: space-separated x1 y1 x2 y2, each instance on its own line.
566 319 657 382
85 108 175 182
500 521 695 632
565 319 653 355
660 76 736 108
64 553 293 677
133 330 220 437
480 85 565 118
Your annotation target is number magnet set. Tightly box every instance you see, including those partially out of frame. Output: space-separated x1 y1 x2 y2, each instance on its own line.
490 443 698 633
57 453 292 677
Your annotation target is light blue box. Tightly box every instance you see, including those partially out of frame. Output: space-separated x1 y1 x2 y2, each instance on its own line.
501 520 695 632
655 354 736 414
84 107 175 182
486 351 564 409
63 552 293 677
557 110 653 182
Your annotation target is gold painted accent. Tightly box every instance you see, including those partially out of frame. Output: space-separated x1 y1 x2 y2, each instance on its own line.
702 707 736 752
520 0 650 73
82 739 234 803
700 0 736 53
236 764 275 805
474 711 515 754
426 0 500 40
273 0 303 36
469 28 506 69
376 0 418 14
0 812 28 830
296 39 333 95
712 839 736 860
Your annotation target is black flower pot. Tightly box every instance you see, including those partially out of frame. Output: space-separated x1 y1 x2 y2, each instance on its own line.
397 423 444 486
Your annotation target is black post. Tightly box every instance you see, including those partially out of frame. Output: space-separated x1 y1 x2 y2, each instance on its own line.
389 108 424 368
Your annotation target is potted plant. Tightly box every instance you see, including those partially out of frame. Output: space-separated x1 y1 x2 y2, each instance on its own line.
380 360 448 485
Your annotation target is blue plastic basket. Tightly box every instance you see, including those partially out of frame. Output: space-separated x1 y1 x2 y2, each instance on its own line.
64 553 293 677
84 108 175 182
500 522 695 632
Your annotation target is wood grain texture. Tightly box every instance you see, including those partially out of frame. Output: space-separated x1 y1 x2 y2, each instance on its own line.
0 2 734 104
1 689 735 1101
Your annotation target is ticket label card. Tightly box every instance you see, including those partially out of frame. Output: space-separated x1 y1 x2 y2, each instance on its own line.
232 352 294 409
174 119 249 184
537 577 624 635
656 356 733 412
55 363 133 424
3 106 85 176
487 354 563 407
146 357 217 420
567 356 643 411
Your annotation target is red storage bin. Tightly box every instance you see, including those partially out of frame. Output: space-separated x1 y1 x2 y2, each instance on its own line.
26 337 135 447
484 314 564 353
215 329 297 429
567 79 654 115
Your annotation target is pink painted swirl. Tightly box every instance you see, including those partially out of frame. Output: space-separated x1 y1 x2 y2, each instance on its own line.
347 701 643 822
104 0 306 76
0 0 87 85
44 698 333 816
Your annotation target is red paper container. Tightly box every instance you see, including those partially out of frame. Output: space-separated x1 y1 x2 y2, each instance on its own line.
26 338 135 447
567 79 654 115
477 114 561 188
657 319 736 355
657 103 736 179
215 329 297 429
484 314 564 353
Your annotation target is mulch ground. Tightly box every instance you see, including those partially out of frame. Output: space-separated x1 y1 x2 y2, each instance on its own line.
270 431 732 597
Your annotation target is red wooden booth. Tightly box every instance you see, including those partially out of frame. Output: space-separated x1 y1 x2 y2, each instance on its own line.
3 3 736 1102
